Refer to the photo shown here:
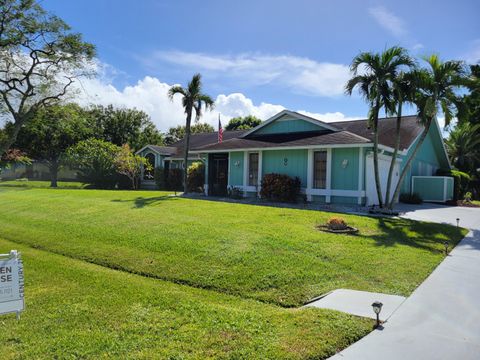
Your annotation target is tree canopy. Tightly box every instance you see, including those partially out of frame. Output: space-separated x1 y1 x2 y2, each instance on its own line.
225 115 262 130
164 123 214 145
86 105 163 150
0 0 96 154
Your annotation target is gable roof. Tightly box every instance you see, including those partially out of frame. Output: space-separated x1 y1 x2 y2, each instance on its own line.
241 109 340 138
136 145 177 156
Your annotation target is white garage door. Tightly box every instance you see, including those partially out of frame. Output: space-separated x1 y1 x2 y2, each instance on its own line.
366 154 400 206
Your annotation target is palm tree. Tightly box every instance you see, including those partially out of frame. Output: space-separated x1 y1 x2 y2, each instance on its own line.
346 47 414 208
385 70 417 209
389 55 466 206
445 122 480 173
168 74 214 193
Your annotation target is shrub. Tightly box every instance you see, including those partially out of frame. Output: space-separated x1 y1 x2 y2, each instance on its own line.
154 166 167 190
326 217 348 230
260 173 301 203
167 168 183 191
399 192 423 204
187 162 205 192
66 138 120 189
463 192 473 203
227 186 243 199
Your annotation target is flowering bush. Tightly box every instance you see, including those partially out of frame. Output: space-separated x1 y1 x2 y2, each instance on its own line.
326 217 348 230
260 173 301 203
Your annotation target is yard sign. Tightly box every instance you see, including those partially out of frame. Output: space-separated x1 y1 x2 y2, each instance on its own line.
0 250 24 319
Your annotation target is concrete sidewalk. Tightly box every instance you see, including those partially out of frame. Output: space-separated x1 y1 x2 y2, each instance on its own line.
331 204 480 359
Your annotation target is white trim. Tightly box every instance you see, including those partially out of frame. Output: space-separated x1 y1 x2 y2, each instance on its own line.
243 152 248 197
358 147 364 205
306 149 313 201
135 145 173 156
164 156 200 161
227 152 231 188
257 151 263 197
306 189 366 197
241 110 341 138
326 148 332 203
191 143 373 154
411 176 451 179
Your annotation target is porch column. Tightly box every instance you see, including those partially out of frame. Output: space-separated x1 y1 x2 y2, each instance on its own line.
257 151 263 197
326 148 332 203
358 147 364 205
204 154 209 196
243 151 248 197
306 149 313 201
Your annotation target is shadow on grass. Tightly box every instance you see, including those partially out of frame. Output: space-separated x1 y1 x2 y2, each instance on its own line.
112 195 179 208
369 217 467 253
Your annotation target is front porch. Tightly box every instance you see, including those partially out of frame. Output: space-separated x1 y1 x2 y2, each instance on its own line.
202 146 369 205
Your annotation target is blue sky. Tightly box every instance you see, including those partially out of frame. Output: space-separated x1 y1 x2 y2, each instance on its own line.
43 0 480 130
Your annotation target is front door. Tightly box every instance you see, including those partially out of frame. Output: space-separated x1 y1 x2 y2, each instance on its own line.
208 153 228 196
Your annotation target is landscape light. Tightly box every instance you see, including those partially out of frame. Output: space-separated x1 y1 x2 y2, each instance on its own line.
371 301 383 328
444 241 449 256
456 218 460 228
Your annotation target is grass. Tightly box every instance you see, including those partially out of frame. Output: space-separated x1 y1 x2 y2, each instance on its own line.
0 179 87 189
0 237 372 359
0 187 467 307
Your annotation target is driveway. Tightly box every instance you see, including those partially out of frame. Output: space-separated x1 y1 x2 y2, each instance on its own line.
331 204 480 359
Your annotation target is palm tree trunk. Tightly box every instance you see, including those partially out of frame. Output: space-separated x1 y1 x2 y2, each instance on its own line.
183 109 193 194
385 101 402 209
372 101 384 208
390 118 433 207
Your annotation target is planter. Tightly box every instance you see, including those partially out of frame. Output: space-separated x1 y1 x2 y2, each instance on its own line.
317 225 359 234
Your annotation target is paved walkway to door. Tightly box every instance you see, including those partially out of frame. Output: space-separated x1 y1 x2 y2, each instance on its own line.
330 204 480 360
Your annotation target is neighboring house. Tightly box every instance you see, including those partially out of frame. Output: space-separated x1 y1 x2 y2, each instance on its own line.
0 161 77 181
138 110 453 204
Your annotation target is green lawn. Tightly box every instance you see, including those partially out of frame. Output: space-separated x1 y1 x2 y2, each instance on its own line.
0 237 371 359
0 187 467 307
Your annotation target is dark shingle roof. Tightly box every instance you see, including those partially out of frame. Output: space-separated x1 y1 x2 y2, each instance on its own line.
145 145 177 155
192 130 370 151
142 115 423 154
334 116 422 151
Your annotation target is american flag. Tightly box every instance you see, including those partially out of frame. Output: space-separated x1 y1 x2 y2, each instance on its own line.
218 115 223 143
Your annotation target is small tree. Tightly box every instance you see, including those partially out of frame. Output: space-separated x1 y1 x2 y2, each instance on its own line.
0 148 30 177
114 144 150 190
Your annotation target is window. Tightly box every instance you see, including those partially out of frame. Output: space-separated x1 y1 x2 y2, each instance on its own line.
313 151 327 189
248 153 259 186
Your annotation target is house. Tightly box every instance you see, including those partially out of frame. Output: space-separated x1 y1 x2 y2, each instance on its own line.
138 110 453 204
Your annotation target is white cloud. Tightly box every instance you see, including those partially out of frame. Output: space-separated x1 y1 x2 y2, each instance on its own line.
73 69 357 132
369 6 407 38
144 51 351 97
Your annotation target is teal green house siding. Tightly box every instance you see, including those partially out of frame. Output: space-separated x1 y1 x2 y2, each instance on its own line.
400 122 449 194
255 118 326 135
229 152 244 186
412 176 453 202
331 148 359 190
262 149 308 186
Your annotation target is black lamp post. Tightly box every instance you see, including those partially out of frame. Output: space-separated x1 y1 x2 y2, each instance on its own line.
372 301 383 328
444 241 449 256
